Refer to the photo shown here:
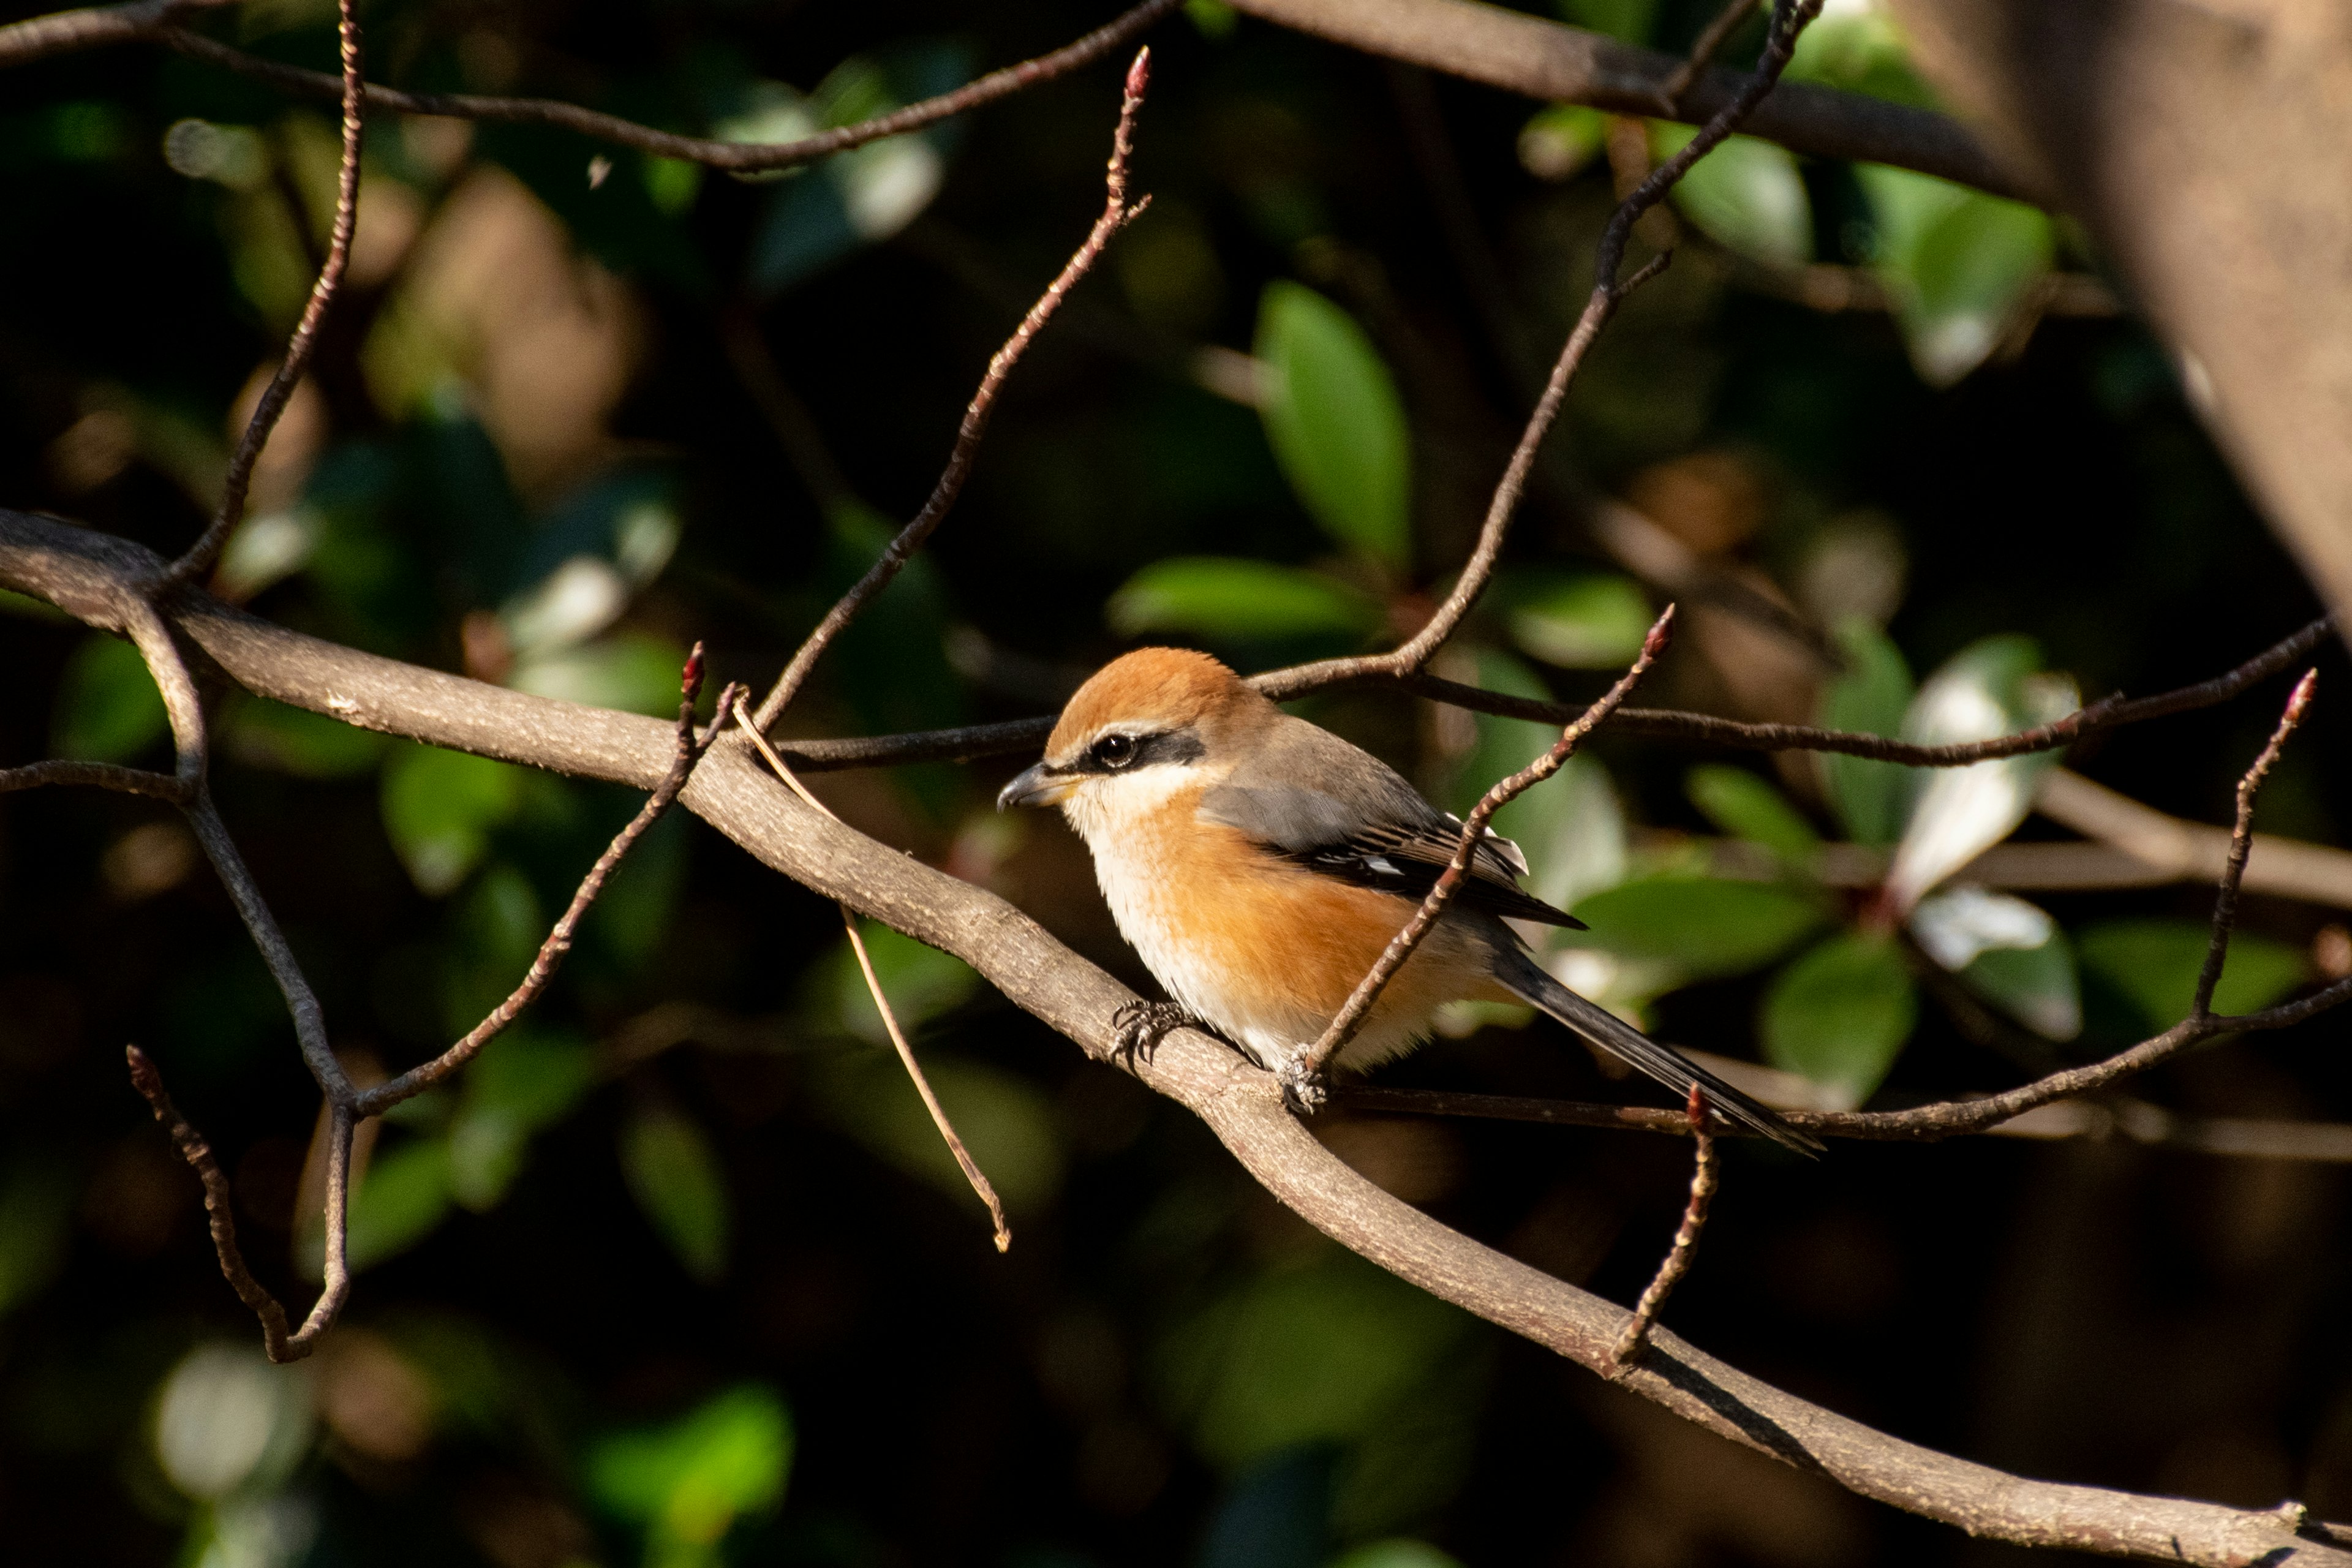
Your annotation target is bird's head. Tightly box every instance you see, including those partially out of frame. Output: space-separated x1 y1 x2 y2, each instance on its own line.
997 647 1270 819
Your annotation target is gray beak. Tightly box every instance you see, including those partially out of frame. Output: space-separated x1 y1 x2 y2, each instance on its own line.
997 761 1071 811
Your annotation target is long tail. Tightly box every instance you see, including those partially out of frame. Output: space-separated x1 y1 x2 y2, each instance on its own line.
1493 948 1823 1156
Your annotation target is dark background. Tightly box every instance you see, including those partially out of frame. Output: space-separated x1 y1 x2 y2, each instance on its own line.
1 0 2346 1564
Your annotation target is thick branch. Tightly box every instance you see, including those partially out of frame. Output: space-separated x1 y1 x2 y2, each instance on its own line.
1223 0 2038 203
5 514 2341 1561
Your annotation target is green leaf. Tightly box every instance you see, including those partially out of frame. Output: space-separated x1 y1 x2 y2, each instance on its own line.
1855 165 2052 385
448 1030 598 1211
1686 765 1820 862
1255 282 1413 571
346 1137 455 1272
382 745 527 896
2076 920 2310 1034
816 1049 1065 1216
1555 0 1659 44
509 633 690 718
1884 636 2076 911
224 696 389 778
1332 1544 1466 1568
0 1157 76 1317
1518 105 1608 181
1785 10 1937 107
820 921 980 1044
621 1106 731 1284
1502 571 1654 668
1651 126 1812 268
1109 557 1384 644
590 1385 793 1561
1964 936 2081 1041
1817 617 1915 847
1761 931 1917 1109
51 634 167 762
1563 876 1825 980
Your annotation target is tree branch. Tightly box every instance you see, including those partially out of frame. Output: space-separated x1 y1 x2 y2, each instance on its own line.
1 514 2344 1561
1223 0 2040 202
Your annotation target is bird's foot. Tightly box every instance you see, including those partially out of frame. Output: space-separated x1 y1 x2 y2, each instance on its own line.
1110 1000 1205 1070
1276 1058 1329 1116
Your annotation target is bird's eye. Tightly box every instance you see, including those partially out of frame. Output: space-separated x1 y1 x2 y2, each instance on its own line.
1092 733 1137 768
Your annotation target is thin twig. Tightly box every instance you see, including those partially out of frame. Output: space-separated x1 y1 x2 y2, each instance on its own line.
1286 0 1820 685
353 653 736 1117
0 0 222 66
127 1045 351 1362
1612 1084 1719 1370
2191 669 2315 1016
1293 608 1673 1089
158 0 364 589
0 758 186 799
749 48 1154 734
727 692 1011 1249
759 614 2332 775
149 0 1178 175
1657 0 1762 111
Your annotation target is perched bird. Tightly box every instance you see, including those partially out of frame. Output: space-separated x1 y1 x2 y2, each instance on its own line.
998 647 1819 1154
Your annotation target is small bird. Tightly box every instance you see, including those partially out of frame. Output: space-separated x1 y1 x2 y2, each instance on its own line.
998 647 1819 1153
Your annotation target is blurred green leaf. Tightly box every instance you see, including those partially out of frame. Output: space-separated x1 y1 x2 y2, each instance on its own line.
382 745 527 897
1856 165 2052 385
591 1384 793 1567
1785 10 1937 107
1501 571 1653 668
2076 920 2309 1033
223 696 388 778
1255 282 1413 572
511 633 690 718
1964 934 2082 1041
1555 0 1659 43
620 1106 731 1284
1444 650 1627 914
1885 636 2076 911
1687 765 1820 863
817 1048 1064 1216
1158 1250 1469 1470
0 1157 75 1317
820 921 980 1044
591 810 690 972
1518 104 1608 181
1332 1543 1465 1568
1563 876 1823 979
1761 931 1917 1108
1817 617 1915 847
51 634 167 762
346 1137 456 1272
1651 126 1811 268
448 1030 598 1211
1109 556 1383 644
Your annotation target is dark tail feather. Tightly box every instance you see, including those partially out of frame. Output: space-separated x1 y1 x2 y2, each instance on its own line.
1494 948 1824 1156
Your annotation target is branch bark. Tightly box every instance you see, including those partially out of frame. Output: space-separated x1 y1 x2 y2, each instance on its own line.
2 511 2341 1563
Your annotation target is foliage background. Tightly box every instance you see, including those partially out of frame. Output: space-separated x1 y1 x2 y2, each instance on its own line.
1 0 2349 1563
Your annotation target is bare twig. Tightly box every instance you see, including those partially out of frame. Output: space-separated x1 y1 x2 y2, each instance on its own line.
0 758 186 799
1612 1085 1719 1369
2029 767 2352 907
0 0 222 66
128 1046 351 1362
159 0 363 590
7 516 2346 1561
726 691 1011 1250
353 652 736 1118
1658 0 1761 111
2192 669 2315 1014
1294 609 1672 1087
749 48 1154 734
149 0 1177 175
747 612 2332 776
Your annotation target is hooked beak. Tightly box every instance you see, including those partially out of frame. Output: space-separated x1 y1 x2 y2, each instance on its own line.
997 761 1074 811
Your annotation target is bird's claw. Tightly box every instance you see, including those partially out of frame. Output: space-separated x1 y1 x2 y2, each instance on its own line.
1110 1000 1199 1069
1277 1059 1329 1116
